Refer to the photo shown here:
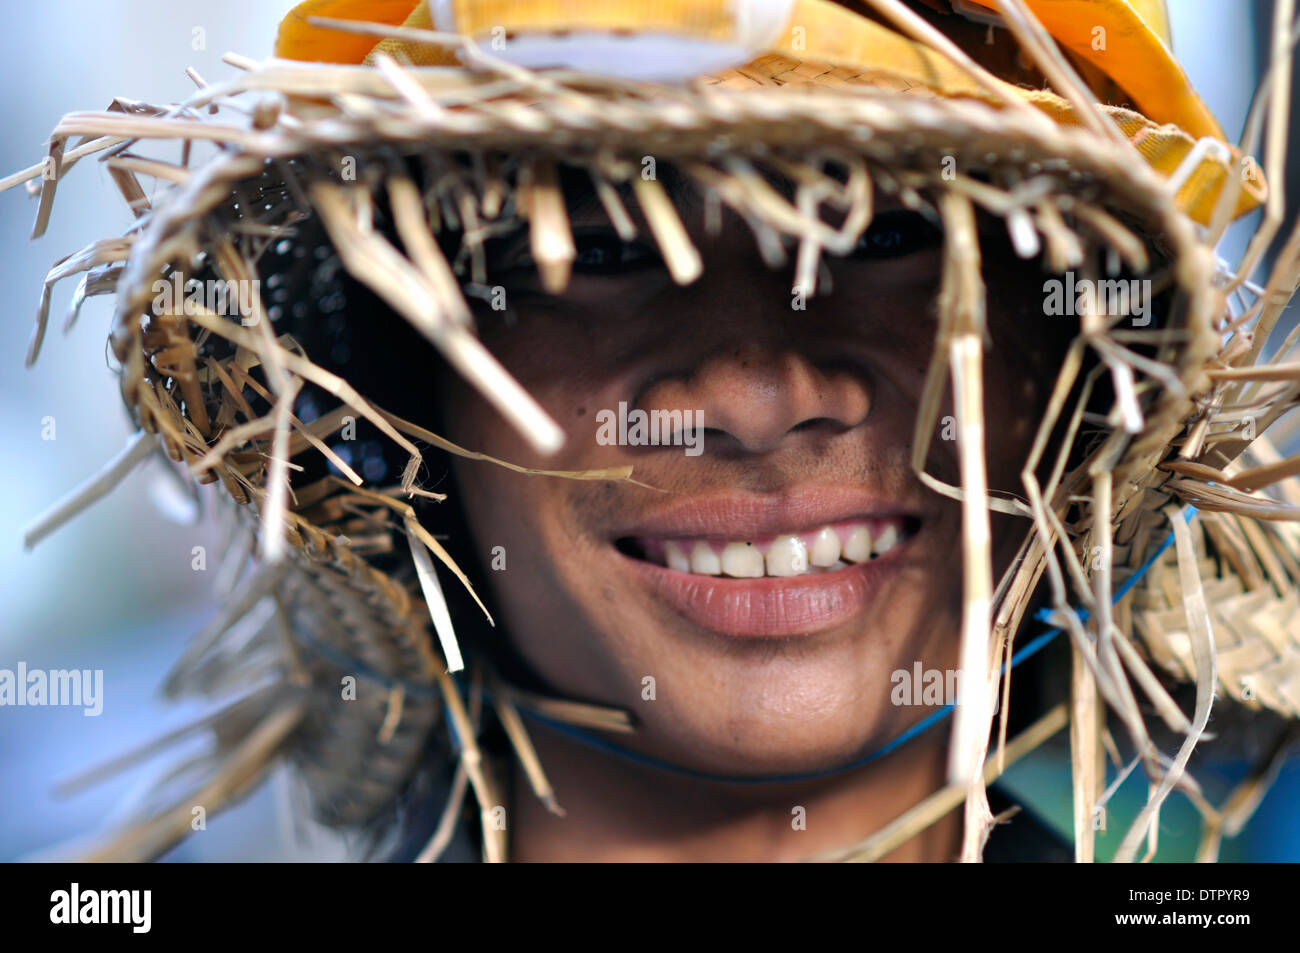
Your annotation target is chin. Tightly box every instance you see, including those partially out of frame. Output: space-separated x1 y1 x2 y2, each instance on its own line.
623 663 914 780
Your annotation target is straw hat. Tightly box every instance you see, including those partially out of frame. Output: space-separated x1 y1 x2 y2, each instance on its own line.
10 0 1300 862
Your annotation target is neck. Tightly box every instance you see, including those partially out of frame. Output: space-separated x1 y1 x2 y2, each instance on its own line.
506 722 960 862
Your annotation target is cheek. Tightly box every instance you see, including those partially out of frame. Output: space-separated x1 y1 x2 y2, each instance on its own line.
980 314 1063 491
985 365 1038 476
435 374 604 619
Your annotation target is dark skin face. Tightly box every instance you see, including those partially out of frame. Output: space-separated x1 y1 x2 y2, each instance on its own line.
430 182 1066 859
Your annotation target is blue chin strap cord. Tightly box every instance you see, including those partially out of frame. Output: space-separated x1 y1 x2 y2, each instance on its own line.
466 505 1197 786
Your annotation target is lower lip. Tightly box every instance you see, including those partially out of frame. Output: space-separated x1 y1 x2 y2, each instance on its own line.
616 538 911 638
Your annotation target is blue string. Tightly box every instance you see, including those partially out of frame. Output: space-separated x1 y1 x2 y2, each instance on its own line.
290 626 443 699
1031 504 1196 629
488 504 1199 786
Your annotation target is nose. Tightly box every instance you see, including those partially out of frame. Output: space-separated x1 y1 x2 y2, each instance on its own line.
636 341 872 454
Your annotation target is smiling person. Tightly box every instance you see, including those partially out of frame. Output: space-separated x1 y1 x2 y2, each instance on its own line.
15 0 1300 865
387 170 1074 861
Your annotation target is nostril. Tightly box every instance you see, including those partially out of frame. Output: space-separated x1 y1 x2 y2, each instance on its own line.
789 416 839 434
636 348 872 454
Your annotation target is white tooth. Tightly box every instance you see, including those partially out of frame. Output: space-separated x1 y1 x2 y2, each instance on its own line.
843 525 872 563
872 522 900 556
809 527 841 567
721 541 764 578
664 541 691 572
690 541 722 575
766 535 808 576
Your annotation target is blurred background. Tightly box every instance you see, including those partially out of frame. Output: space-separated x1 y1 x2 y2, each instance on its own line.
0 0 350 861
0 0 1296 862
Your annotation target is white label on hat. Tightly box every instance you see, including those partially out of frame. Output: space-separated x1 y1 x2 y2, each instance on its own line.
430 0 796 83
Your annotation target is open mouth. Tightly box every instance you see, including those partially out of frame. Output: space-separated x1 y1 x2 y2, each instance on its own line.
614 516 921 578
607 489 927 636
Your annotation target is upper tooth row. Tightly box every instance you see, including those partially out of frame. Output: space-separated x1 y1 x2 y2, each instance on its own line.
663 523 901 577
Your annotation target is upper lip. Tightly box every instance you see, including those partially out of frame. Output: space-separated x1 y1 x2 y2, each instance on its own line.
610 485 925 541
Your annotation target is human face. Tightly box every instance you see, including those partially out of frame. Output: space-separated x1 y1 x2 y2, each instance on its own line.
433 178 1064 777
